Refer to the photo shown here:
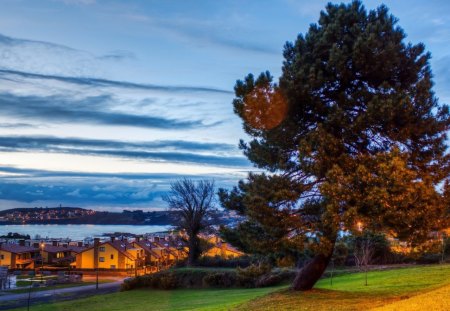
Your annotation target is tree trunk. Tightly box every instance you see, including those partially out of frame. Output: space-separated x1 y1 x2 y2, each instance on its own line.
187 235 199 267
292 244 335 291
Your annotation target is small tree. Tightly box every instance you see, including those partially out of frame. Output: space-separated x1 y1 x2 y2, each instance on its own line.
163 179 218 266
353 234 374 286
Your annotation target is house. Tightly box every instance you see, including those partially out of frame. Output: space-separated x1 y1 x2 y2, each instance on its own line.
41 242 85 266
0 243 39 269
132 239 163 271
152 240 182 267
75 238 144 270
202 235 244 259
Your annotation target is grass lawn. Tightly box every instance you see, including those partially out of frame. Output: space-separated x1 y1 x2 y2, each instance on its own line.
240 264 450 310
12 287 284 311
11 264 450 311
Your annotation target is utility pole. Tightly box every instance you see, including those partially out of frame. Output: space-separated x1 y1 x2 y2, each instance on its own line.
94 238 99 290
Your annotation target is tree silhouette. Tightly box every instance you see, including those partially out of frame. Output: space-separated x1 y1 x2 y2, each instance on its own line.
163 179 218 266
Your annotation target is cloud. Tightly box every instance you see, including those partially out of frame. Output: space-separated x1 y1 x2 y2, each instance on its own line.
119 12 279 55
0 69 232 94
0 123 38 128
0 135 248 167
98 50 136 61
0 33 99 77
0 165 243 208
0 92 213 130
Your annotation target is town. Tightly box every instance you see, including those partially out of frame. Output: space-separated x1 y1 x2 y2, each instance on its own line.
0 232 243 276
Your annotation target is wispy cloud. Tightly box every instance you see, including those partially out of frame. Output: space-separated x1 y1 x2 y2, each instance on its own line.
0 92 215 130
98 50 136 61
0 69 232 94
0 165 242 208
0 135 247 167
0 123 38 129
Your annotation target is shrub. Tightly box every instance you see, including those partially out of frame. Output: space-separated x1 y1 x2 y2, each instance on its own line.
121 265 288 291
236 262 272 288
417 253 442 264
255 273 282 287
202 272 236 288
159 273 178 290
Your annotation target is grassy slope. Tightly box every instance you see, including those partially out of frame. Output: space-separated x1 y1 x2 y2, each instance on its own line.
239 264 450 311
11 264 450 311
12 287 284 311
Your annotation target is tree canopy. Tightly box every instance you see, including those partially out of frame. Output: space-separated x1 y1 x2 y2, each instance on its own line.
220 0 450 290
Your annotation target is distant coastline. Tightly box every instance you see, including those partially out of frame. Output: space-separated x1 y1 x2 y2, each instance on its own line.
0 207 174 226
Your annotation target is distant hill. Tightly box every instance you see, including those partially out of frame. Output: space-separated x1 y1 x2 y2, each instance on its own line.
0 207 175 225
0 206 84 216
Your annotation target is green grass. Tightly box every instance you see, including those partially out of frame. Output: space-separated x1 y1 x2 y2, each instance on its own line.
240 264 450 310
10 264 450 311
12 287 284 311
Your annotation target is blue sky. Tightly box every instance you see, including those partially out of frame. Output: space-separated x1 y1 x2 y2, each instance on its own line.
0 0 449 211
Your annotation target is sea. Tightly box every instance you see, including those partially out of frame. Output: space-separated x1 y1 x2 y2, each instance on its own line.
0 224 172 240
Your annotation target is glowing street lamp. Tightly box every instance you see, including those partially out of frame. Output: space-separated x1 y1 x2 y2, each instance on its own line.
357 221 363 232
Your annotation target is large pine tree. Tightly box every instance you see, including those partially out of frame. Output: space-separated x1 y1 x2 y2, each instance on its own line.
219 1 450 290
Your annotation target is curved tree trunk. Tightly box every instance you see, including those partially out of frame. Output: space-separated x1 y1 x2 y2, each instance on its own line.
292 241 335 291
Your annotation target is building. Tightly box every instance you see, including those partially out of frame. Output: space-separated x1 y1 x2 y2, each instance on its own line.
202 235 244 259
41 242 85 266
132 239 163 271
75 238 144 270
0 243 39 269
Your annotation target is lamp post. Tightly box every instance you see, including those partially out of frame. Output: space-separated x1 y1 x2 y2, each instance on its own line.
40 242 45 284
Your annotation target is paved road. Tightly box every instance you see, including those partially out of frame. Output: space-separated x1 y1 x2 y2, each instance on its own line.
0 280 123 310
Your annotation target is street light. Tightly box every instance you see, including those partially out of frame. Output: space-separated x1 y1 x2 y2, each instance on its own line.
357 221 363 232
40 242 45 284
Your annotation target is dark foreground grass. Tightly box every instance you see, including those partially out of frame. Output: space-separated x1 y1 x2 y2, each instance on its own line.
11 264 450 311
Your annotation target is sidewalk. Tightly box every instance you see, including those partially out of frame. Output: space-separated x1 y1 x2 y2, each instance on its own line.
0 279 123 310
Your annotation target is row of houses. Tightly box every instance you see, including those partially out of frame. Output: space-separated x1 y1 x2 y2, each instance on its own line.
0 235 244 272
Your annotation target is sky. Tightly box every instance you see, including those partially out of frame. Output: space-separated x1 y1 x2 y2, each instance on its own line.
0 0 449 211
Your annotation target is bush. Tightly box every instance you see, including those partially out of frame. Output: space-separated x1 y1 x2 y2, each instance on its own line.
236 262 272 288
121 265 288 291
255 274 282 287
159 273 178 290
202 272 236 288
417 253 442 264
176 255 254 268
